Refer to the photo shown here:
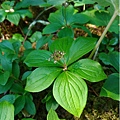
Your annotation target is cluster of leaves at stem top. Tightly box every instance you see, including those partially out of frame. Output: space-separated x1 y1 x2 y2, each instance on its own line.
24 36 107 117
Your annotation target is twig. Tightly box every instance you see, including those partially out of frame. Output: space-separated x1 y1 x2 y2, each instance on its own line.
83 4 85 11
88 85 99 97
35 5 55 21
18 25 25 37
93 46 99 60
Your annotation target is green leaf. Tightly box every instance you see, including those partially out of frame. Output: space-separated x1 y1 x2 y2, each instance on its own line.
43 23 62 34
83 10 109 26
46 99 58 112
0 78 14 94
50 37 73 53
0 94 16 104
1 1 14 10
12 61 20 78
22 71 32 80
67 37 97 65
99 52 110 65
1 55 12 72
12 41 21 54
109 51 119 72
47 109 60 120
12 33 24 42
10 83 24 94
43 8 64 34
36 36 51 49
46 96 59 111
16 9 33 19
100 73 119 101
93 0 119 15
49 36 96 66
24 50 61 67
14 95 25 115
7 13 20 25
25 67 62 92
24 41 32 49
61 5 89 25
42 92 58 111
29 31 42 42
24 96 36 115
0 9 6 22
47 0 66 5
58 27 74 38
70 13 90 24
0 71 10 85
53 71 88 117
21 49 33 60
69 59 107 82
83 10 119 34
109 17 119 34
109 37 118 45
107 46 114 52
49 37 73 64
0 101 14 120
43 5 89 34
0 40 15 53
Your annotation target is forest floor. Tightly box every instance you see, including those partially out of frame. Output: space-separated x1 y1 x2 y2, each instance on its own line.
0 6 119 120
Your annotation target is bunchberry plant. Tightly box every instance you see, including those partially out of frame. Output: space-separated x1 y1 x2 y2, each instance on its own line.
24 36 107 117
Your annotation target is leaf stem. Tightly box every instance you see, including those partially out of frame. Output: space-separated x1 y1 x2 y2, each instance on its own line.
89 10 118 59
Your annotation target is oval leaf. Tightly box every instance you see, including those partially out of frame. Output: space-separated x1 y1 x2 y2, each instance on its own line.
109 51 119 72
49 37 73 64
14 95 25 115
25 67 62 92
53 71 88 117
47 109 60 120
12 61 20 78
100 73 119 101
0 78 14 94
7 13 20 25
10 83 24 94
24 96 36 115
69 59 107 82
58 27 74 38
0 71 10 85
0 40 15 53
29 31 42 42
99 52 110 65
0 94 16 104
24 50 61 67
47 0 66 5
46 96 59 111
0 101 14 120
67 37 97 65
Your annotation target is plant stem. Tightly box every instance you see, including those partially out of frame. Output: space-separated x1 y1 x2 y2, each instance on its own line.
89 10 118 59
83 4 85 11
